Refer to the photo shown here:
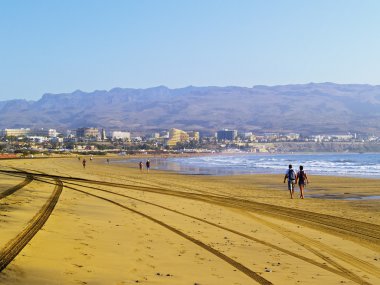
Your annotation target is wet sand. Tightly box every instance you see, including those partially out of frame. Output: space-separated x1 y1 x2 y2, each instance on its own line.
0 157 379 284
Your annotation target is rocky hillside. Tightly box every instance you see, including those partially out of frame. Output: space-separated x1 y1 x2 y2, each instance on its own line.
1 83 380 134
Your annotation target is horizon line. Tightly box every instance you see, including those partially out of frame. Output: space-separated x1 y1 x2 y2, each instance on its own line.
3 81 380 102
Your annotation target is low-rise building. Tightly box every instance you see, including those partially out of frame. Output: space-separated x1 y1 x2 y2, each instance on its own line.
30 128 58 137
263 133 280 140
286 133 300 140
27 136 49 143
240 132 256 142
160 131 170 139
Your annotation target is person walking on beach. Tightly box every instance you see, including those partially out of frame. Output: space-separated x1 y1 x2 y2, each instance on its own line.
284 164 296 199
82 158 87 169
139 161 143 172
146 159 150 172
296 165 309 199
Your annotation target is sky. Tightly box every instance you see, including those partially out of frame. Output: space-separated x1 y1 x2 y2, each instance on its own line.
1 0 380 100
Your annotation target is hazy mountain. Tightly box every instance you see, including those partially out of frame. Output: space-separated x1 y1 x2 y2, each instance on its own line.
1 83 380 134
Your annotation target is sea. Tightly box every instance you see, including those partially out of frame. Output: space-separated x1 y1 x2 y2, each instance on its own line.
143 153 380 178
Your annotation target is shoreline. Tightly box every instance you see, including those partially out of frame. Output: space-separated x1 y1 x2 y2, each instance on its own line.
112 152 380 179
106 157 380 201
107 160 380 205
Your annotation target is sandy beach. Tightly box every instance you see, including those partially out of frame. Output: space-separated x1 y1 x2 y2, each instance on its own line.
0 156 379 285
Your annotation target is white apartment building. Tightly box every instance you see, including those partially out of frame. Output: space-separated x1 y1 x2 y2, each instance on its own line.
3 128 31 137
111 131 131 141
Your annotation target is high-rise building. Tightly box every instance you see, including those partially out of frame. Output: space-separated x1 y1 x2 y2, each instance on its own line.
166 128 189 146
111 131 130 141
3 128 31 137
76 128 100 138
188 131 200 141
216 129 237 141
101 129 107 141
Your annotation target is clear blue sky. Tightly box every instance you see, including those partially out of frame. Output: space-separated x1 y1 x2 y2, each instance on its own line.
1 0 380 100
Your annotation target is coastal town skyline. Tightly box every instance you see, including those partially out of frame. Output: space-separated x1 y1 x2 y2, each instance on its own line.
2 126 379 155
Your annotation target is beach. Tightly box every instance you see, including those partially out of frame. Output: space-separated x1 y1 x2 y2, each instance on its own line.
0 156 379 285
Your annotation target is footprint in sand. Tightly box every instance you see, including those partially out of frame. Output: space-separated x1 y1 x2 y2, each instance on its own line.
73 264 84 268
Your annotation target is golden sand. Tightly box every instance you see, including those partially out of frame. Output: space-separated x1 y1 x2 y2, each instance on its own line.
0 157 379 285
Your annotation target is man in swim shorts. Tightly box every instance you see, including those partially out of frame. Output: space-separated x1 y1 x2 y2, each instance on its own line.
284 164 296 199
146 160 150 172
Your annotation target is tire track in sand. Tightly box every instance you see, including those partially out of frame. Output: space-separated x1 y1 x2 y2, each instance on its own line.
0 178 63 272
4 170 380 281
61 179 368 283
58 175 380 251
10 170 379 251
221 198 380 252
0 175 33 200
28 174 380 284
245 213 379 284
63 183 273 285
7 170 380 251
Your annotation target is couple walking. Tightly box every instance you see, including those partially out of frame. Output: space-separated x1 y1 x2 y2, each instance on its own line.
284 164 309 199
139 160 151 172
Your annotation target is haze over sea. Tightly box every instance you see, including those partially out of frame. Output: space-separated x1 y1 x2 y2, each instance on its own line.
143 153 380 178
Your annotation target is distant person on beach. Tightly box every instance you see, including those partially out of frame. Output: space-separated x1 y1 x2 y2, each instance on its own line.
146 160 150 172
296 165 309 199
78 156 81 161
284 164 296 199
82 158 86 169
139 161 143 172
106 158 110 164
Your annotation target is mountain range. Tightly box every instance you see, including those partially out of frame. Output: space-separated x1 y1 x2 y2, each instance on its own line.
1 83 380 135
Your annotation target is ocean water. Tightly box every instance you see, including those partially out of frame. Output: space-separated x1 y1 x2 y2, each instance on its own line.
149 153 380 178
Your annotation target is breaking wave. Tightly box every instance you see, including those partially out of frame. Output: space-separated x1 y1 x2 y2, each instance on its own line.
159 153 380 177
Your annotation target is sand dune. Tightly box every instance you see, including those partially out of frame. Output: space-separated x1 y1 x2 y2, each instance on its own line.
0 157 379 284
